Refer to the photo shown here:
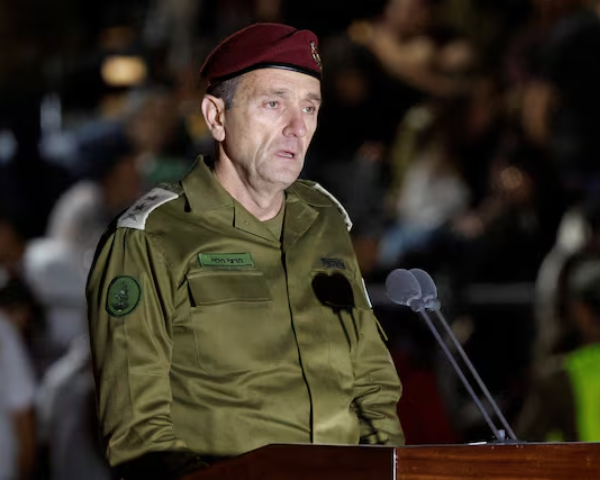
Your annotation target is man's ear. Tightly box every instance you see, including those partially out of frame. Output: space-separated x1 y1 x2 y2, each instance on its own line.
201 95 226 142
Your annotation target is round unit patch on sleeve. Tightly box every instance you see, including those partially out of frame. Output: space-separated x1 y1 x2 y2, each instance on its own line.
106 276 141 317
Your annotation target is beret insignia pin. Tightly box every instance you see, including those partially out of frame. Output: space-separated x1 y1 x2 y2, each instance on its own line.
310 41 322 71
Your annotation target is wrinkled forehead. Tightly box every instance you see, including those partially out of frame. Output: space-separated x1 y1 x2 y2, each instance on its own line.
237 68 322 102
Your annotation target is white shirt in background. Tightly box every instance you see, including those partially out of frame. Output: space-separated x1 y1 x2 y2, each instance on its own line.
0 313 36 480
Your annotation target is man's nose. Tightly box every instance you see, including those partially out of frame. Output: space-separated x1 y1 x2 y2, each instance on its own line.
283 109 308 138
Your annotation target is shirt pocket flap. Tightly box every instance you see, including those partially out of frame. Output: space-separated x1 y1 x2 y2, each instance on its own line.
311 270 372 311
187 270 271 305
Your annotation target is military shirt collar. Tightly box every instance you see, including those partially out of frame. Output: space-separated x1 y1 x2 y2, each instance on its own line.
181 156 234 213
181 157 323 244
181 156 330 212
286 180 331 207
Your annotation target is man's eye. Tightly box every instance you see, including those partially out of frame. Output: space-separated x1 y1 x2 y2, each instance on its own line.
303 106 316 114
266 101 279 108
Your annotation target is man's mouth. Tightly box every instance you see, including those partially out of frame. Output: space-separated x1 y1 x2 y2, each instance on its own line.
277 150 296 159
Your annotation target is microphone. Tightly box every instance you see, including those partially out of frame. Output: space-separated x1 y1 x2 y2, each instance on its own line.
386 268 510 443
385 269 422 310
409 268 518 442
408 268 440 310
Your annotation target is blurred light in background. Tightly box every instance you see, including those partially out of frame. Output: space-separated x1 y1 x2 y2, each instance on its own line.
101 55 147 88
41 94 62 134
0 130 17 164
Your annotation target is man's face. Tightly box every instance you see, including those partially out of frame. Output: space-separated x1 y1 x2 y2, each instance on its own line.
220 68 321 191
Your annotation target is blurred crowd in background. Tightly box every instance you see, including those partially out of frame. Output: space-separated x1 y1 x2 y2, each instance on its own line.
2 0 600 478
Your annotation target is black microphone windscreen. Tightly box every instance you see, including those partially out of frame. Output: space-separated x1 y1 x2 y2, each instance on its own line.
385 269 422 306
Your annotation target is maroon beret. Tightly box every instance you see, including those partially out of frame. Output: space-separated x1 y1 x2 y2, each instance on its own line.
201 23 322 84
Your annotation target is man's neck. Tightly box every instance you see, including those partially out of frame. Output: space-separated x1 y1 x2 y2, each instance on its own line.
213 160 285 221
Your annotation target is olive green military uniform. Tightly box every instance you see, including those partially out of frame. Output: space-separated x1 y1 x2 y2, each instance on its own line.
87 157 404 476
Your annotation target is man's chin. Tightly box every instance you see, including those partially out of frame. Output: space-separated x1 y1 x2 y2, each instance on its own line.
265 168 303 189
273 176 299 191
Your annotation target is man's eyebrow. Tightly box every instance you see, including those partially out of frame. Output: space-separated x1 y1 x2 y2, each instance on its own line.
260 88 292 98
258 88 322 103
306 93 322 104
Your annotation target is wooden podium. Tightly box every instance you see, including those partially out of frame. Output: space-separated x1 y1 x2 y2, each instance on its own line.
184 442 600 480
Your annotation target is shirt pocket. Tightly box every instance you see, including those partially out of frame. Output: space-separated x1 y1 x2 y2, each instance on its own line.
310 270 367 381
187 269 282 373
188 269 271 304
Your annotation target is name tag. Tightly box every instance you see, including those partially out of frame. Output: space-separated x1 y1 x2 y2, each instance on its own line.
198 253 255 268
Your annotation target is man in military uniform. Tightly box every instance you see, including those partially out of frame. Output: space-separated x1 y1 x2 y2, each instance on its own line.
87 23 404 480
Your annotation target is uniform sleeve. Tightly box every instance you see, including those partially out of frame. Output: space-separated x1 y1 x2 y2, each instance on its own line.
351 285 405 446
87 227 206 479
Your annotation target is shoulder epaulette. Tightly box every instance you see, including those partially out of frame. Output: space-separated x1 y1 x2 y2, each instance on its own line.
117 187 180 230
311 183 353 231
291 180 353 231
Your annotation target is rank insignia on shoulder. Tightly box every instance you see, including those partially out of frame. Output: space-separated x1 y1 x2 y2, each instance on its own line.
106 276 141 317
321 257 346 270
312 183 353 231
117 187 179 231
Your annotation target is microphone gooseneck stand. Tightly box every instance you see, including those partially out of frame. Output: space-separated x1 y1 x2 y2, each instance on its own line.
386 268 520 444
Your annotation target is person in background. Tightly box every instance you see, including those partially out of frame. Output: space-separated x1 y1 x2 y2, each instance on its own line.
0 210 27 284
36 334 116 480
126 88 196 189
47 121 142 275
518 256 600 441
306 0 467 274
21 238 89 366
522 0 600 202
534 194 600 362
0 296 37 480
0 279 40 353
87 23 404 480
